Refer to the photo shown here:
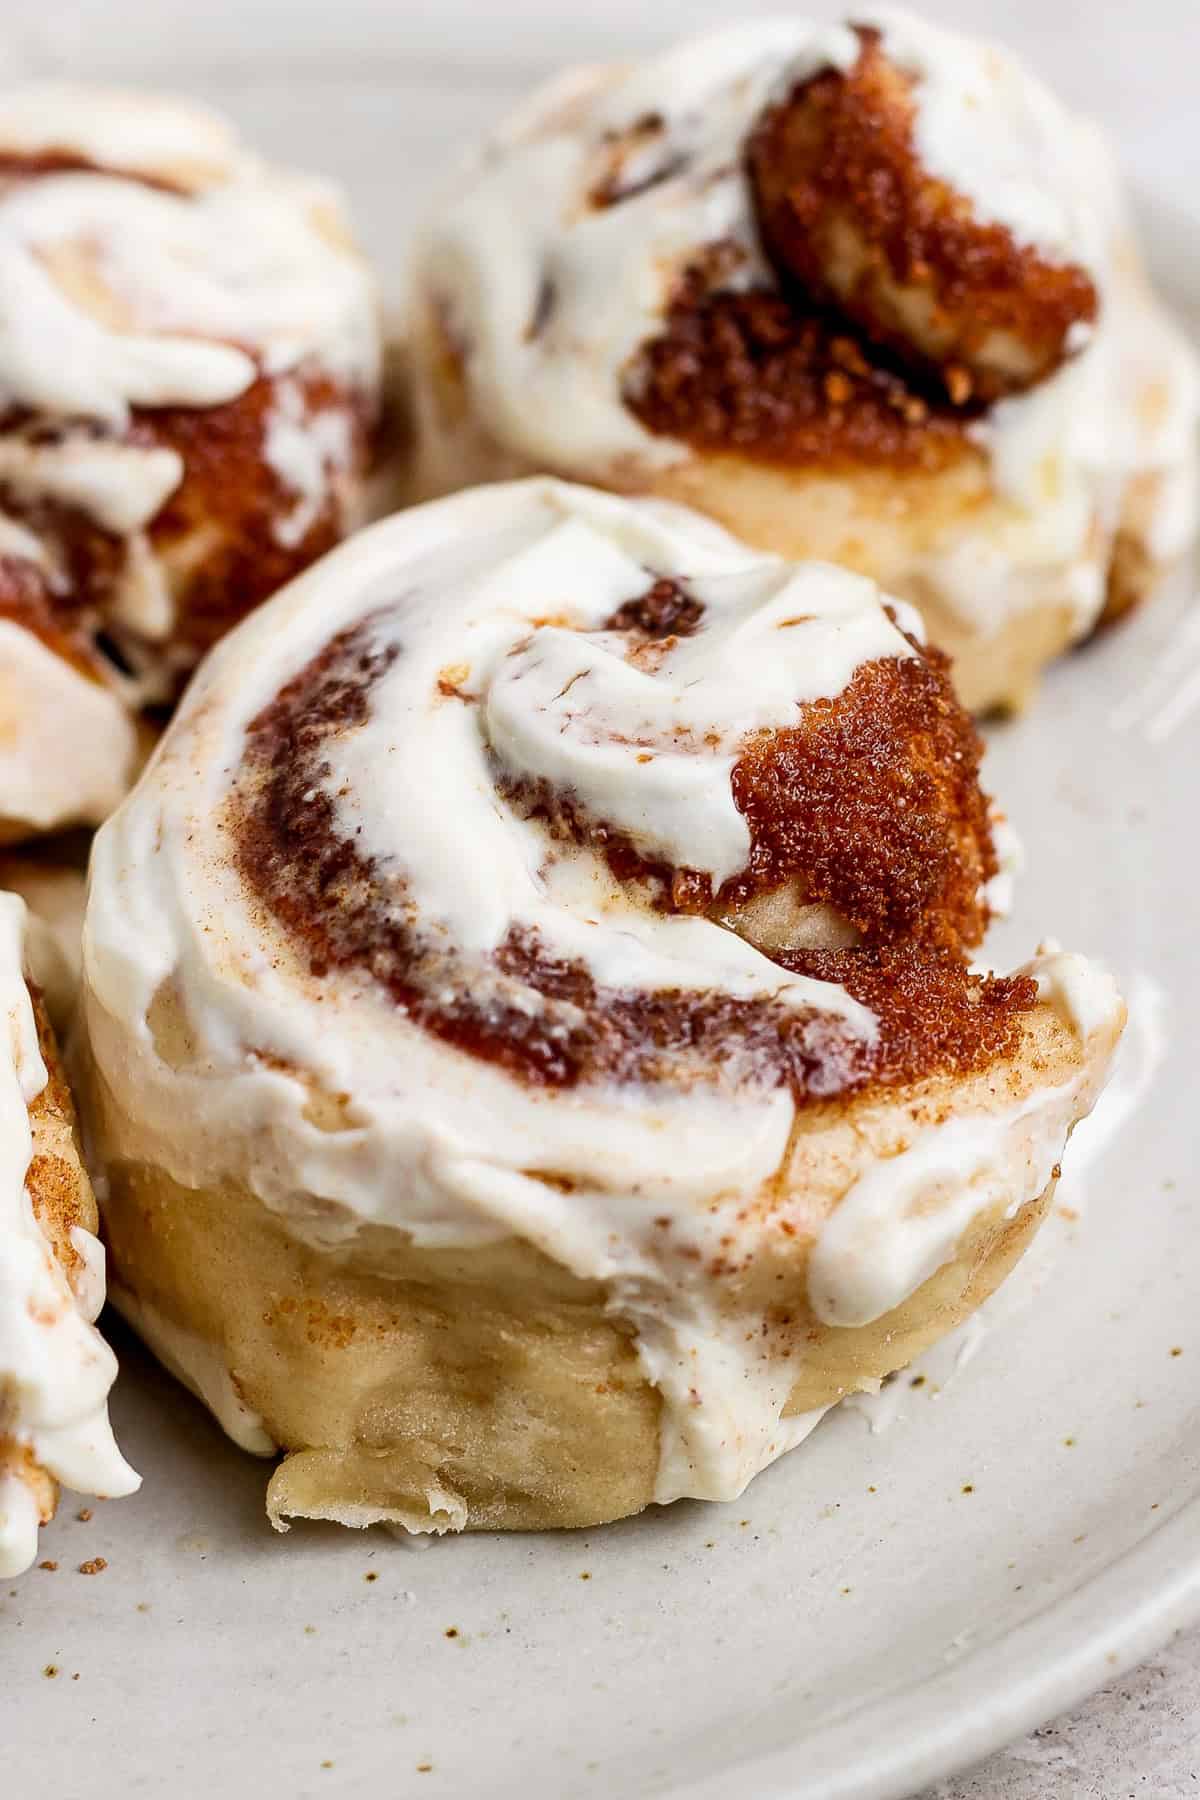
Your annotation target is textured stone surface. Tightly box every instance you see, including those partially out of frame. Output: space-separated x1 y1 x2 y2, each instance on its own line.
919 1628 1200 1798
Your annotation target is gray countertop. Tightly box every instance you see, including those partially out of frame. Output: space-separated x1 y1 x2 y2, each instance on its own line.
921 1628 1200 1798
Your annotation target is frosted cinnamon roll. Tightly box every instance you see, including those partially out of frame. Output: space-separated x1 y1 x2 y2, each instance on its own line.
407 10 1198 714
77 480 1123 1533
0 891 137 1576
0 82 382 837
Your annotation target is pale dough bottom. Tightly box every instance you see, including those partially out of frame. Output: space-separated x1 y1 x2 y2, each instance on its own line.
82 994 1119 1534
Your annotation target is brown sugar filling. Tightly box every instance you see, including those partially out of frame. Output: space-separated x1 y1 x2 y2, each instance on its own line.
625 261 973 468
231 608 1031 1102
728 647 994 953
605 576 704 639
140 368 372 663
625 27 1097 452
745 26 1097 403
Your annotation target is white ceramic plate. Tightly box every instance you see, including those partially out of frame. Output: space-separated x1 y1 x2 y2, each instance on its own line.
3 54 1200 1800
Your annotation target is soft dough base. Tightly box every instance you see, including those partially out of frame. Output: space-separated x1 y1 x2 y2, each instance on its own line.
82 991 1113 1534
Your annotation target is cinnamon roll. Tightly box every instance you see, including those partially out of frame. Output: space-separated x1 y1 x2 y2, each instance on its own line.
0 82 382 838
0 891 137 1576
407 10 1198 714
77 479 1123 1533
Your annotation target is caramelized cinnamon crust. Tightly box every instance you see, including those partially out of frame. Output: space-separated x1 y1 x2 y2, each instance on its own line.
626 261 974 469
727 647 993 952
746 28 1097 403
230 611 1027 1104
507 641 994 956
780 946 1037 1088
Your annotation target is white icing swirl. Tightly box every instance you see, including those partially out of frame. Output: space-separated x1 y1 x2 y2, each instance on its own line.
0 892 138 1578
0 86 380 426
0 81 382 832
411 9 1198 640
82 480 1122 1507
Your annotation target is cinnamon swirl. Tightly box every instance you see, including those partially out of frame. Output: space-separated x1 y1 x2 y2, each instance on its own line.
406 10 1198 714
0 82 381 838
0 891 137 1576
77 480 1123 1533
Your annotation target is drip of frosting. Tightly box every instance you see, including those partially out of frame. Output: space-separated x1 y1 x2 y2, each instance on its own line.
82 479 1122 1508
0 892 138 1577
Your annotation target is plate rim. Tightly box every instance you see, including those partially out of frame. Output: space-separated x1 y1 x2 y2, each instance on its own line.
659 1495 1200 1800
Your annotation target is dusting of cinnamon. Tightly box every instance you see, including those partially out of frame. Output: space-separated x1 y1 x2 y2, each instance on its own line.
26 988 92 1280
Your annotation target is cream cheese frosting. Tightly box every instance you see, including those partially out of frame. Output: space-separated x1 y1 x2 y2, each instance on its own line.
82 480 1123 1510
0 892 137 1577
410 9 1198 642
